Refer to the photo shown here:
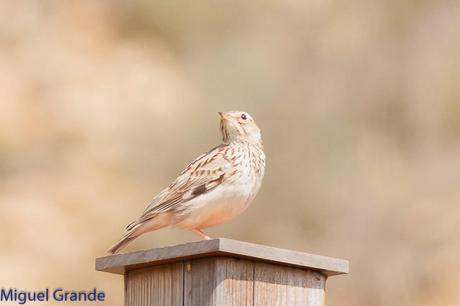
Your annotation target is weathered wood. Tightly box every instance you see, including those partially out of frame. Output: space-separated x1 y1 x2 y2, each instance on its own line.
96 239 348 306
254 262 325 306
96 238 348 276
184 257 254 306
125 262 184 306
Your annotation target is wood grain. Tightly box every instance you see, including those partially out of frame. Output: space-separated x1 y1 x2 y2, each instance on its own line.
253 262 326 306
96 238 348 276
184 257 254 306
125 262 184 306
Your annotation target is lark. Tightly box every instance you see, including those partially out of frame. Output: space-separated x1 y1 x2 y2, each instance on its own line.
108 111 265 254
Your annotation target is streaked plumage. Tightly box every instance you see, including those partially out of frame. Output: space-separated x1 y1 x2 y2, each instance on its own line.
108 111 265 254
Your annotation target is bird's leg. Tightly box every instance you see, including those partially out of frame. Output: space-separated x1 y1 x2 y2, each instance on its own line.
191 229 211 240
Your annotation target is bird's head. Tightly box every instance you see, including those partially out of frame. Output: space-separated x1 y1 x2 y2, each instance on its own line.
219 111 262 144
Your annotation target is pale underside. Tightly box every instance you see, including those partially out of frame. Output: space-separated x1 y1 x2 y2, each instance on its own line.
150 183 253 230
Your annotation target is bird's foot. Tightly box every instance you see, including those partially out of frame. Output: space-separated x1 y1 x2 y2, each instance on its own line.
191 229 212 240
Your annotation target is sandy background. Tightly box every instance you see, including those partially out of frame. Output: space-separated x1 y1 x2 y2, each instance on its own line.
1 1 460 305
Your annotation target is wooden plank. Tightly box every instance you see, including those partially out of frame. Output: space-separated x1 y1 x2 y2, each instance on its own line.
183 258 215 306
218 239 348 276
125 262 183 306
254 262 326 306
97 239 221 274
184 257 254 306
214 258 254 306
96 238 348 276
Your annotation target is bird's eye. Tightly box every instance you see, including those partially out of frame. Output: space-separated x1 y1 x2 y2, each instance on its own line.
241 114 247 120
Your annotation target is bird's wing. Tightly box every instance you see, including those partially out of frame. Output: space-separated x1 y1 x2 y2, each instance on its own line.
126 144 233 230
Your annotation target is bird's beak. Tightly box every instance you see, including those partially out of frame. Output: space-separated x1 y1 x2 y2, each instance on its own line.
218 112 230 120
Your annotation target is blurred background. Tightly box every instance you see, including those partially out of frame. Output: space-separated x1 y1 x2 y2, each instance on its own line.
1 0 460 305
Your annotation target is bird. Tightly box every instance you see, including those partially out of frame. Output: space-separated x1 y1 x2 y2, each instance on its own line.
107 111 265 254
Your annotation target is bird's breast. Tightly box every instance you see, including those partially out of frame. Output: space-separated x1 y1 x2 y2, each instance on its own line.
175 142 265 230
174 191 250 229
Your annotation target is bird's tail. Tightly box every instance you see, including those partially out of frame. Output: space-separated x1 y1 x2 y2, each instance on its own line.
107 213 171 254
107 234 137 254
107 221 144 254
